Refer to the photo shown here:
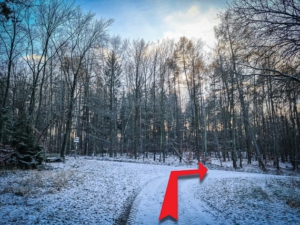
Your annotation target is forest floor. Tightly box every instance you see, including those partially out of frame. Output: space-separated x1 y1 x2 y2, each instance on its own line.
0 155 299 224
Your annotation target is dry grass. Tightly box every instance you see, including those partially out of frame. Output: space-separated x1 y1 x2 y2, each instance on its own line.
265 177 300 209
0 169 79 197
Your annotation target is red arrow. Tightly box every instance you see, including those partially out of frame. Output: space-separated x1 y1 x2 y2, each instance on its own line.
159 162 208 221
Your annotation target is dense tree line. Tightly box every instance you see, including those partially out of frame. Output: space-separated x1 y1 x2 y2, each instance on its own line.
0 0 299 170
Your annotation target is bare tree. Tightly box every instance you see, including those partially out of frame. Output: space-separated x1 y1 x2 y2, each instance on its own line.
230 0 300 83
59 8 112 161
104 36 123 157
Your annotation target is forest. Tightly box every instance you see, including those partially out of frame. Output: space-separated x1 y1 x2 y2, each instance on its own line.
0 0 299 171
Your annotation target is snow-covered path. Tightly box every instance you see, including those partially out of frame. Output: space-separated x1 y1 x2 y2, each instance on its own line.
0 158 299 225
128 170 300 225
127 170 237 225
127 175 221 225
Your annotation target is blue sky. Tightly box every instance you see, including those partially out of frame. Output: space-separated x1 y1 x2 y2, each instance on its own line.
76 0 226 48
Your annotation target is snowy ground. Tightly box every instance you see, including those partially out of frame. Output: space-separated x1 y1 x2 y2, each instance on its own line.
97 152 299 176
0 156 300 225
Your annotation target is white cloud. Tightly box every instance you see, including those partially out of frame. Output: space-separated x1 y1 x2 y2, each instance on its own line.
187 5 199 17
162 5 221 51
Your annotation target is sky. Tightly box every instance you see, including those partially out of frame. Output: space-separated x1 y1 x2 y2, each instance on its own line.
76 0 227 49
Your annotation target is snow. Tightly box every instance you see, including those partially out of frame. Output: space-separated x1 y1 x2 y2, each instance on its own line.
0 156 300 225
128 169 300 225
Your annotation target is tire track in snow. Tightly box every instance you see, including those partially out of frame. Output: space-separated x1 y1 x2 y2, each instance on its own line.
114 193 137 225
115 175 167 225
